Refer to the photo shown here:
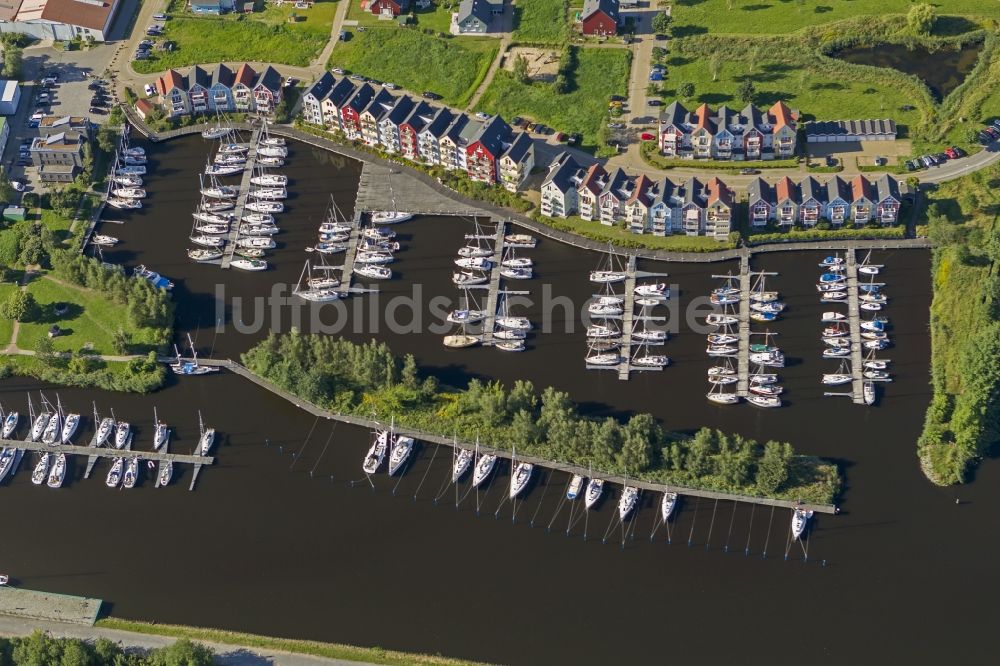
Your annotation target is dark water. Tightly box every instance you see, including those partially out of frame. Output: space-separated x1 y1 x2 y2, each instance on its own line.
2 136 996 663
833 42 982 100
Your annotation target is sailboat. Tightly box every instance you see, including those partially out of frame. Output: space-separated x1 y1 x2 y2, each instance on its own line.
791 507 813 540
858 250 880 276
472 450 497 487
31 453 50 485
46 453 66 488
106 457 124 488
1 408 18 439
293 260 340 302
369 172 413 224
157 444 173 488
509 460 533 499
707 383 740 404
362 428 389 474
567 474 585 500
41 411 61 446
589 245 627 283
388 433 414 476
60 411 80 444
822 359 853 385
452 440 473 482
153 408 170 451
863 381 876 405
198 412 215 456
201 111 232 139
584 478 604 509
95 416 115 446
618 485 639 521
114 419 131 449
171 335 220 376
661 491 678 522
122 457 139 489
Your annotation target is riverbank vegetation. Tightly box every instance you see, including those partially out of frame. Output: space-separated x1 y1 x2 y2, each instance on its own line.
0 630 213 665
918 164 1000 484
329 27 499 108
97 619 491 666
132 0 337 74
532 213 737 251
242 333 840 503
744 225 907 245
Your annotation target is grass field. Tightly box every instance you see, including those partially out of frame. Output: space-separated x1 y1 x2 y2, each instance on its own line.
512 0 568 45
19 277 144 355
330 28 499 106
475 47 630 150
0 283 17 345
132 1 338 74
658 52 924 129
672 0 1000 35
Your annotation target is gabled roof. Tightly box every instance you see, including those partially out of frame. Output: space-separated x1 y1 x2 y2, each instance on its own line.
210 63 234 88
157 69 185 95
421 106 455 138
741 103 764 132
693 104 715 134
705 177 732 207
627 174 653 206
325 77 357 107
443 114 471 143
682 177 705 207
542 152 581 193
233 63 256 88
456 117 482 144
579 163 608 196
383 95 415 126
501 132 533 164
876 174 900 203
799 176 823 204
775 176 798 205
41 0 116 32
659 100 689 128
187 65 210 90
649 177 676 206
601 167 632 200
826 176 851 203
746 177 773 206
714 105 738 133
304 71 335 101
255 65 282 92
850 174 874 203
344 82 375 113
400 101 435 132
582 0 619 22
455 0 492 25
769 100 795 132
361 88 395 121
468 115 510 155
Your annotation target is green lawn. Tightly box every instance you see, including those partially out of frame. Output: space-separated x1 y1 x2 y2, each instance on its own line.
412 1 456 34
540 215 736 251
659 52 923 130
475 47 630 150
0 283 17 346
672 0 999 35
330 28 499 106
19 276 147 355
132 1 338 73
512 0 568 45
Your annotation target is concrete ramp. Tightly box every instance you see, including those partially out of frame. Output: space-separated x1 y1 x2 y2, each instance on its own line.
355 163 491 218
0 588 102 626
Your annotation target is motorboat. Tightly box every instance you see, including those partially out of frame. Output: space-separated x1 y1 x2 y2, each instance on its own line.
634 283 669 299
865 339 890 351
823 347 851 358
114 421 130 449
236 248 266 259
706 313 738 326
388 435 414 476
618 486 639 522
113 174 142 186
750 290 780 303
821 291 847 301
356 251 393 265
750 351 785 367
750 311 779 323
791 508 813 539
864 381 876 405
504 234 537 248
310 242 347 254
632 354 669 368
862 331 888 341
1 412 17 439
584 478 604 509
190 235 225 248
495 316 531 331
188 248 223 262
154 421 170 451
710 293 739 306
443 334 479 348
864 370 892 380
119 155 145 167
822 373 852 385
818 272 845 284
567 474 585 500
860 302 883 312
245 200 284 213
458 245 492 259
707 333 738 345
261 135 286 147
122 457 138 489
244 213 275 225
823 325 848 337
447 309 486 325
819 255 844 268
250 174 287 187
587 324 620 339
258 156 285 167
590 270 626 284
355 264 392 280
661 492 678 522
200 185 239 199
237 237 276 249
199 428 216 456
91 234 119 246
859 265 880 276
492 328 526 341
821 312 847 322
472 453 497 487
823 337 851 348
194 224 229 235
46 453 66 488
370 211 412 224
864 359 890 371
455 256 491 270
509 462 533 499
105 457 124 488
30 412 51 442
750 301 785 314
635 298 661 308
250 187 287 200
586 353 621 366
499 267 532 280
244 225 280 236
746 394 782 408
122 146 146 158
319 232 350 244
31 453 50 485
749 373 778 385
106 198 142 210
501 257 533 269
41 412 62 445
364 227 396 240
95 417 114 446
749 384 783 397
258 145 289 158
633 329 667 344
452 448 474 482
231 258 268 272
860 292 887 304
861 320 887 332
707 345 738 356
452 271 488 286
60 413 80 444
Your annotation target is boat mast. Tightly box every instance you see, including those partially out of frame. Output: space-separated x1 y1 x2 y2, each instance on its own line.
198 410 205 436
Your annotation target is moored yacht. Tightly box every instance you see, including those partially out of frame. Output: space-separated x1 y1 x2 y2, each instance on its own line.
791 507 813 540
122 457 138 489
590 270 626 284
95 417 114 446
105 457 124 488
452 271 488 286
618 486 639 521
509 462 533 499
231 258 268 272
388 435 414 476
60 413 80 444
354 264 392 280
362 429 389 474
153 421 170 451
46 453 66 488
31 453 50 485
452 447 473 482
567 474 585 500
584 478 604 509
114 421 130 449
41 412 61 445
634 283 668 299
199 428 216 456
661 492 678 522
188 248 223 262
706 313 738 326
472 452 497 487
370 210 412 224
1 411 17 439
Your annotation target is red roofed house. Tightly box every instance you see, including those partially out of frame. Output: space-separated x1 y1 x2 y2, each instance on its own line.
577 164 608 221
156 69 188 117
252 65 283 114
232 63 257 112
581 0 619 36
691 104 715 159
704 177 734 240
362 0 410 18
774 176 800 227
465 116 511 185
768 101 798 157
850 174 876 225
134 97 156 121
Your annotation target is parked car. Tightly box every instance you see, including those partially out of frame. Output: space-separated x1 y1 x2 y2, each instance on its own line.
422 91 442 100
640 132 655 141
332 67 345 75
144 83 157 96
556 132 567 142
607 122 625 130
89 106 107 115
152 13 168 20
944 147 958 159
648 70 664 81
568 133 581 145
339 30 348 41
525 122 536 132
134 51 149 61
921 155 934 167
985 126 999 138
873 156 887 166
368 79 383 87
609 94 625 102
384 82 398 90
740 167 759 175
533 124 547 134
349 74 366 81
950 146 965 158
934 152 949 163
475 112 491 120
10 181 24 192
647 99 662 106
511 116 523 126
992 119 1000 130
905 160 916 171
283 77 298 88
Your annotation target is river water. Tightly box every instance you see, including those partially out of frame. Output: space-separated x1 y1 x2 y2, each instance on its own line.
2 135 996 663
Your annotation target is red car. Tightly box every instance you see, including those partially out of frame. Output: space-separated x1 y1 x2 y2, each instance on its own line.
640 132 655 141
944 147 958 159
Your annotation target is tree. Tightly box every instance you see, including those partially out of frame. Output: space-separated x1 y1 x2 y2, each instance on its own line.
2 290 38 322
111 328 130 355
756 440 793 494
146 638 215 666
512 54 530 84
678 82 695 100
907 3 937 34
738 78 756 104
709 51 722 82
96 125 119 154
553 74 569 94
34 335 56 365
651 11 672 35
2 46 22 80
68 352 97 375
48 188 80 217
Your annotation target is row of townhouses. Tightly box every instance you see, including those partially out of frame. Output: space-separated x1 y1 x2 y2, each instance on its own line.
748 175 901 227
658 100 799 160
302 72 536 190
540 153 902 239
154 63 284 117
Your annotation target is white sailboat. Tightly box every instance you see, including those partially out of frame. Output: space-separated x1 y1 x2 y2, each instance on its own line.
60 412 80 444
368 172 412 224
567 474 585 500
509 461 533 499
198 412 215 456
660 491 678 522
46 453 66 488
388 434 414 476
106 457 124 488
362 428 389 474
472 451 497 487
31 453 50 485
122 456 139 489
618 485 639 521
791 507 813 540
584 478 604 509
452 443 473 482
153 408 169 451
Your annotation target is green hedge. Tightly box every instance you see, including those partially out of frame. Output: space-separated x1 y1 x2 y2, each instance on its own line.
746 226 905 244
640 142 799 171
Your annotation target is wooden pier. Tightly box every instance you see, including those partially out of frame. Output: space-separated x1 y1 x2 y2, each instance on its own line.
480 220 506 346
617 255 637 380
845 249 865 404
220 125 263 269
3 438 214 466
736 253 751 397
337 209 365 297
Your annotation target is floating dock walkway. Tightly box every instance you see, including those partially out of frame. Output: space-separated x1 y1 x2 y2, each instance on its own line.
336 209 364 297
4 439 213 466
479 220 506 346
220 125 263 269
736 253 751 397
845 249 865 404
617 255 637 380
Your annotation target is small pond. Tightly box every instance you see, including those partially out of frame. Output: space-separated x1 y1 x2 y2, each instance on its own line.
832 42 982 101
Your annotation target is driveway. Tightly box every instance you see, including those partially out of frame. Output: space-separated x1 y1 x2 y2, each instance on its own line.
619 1 662 129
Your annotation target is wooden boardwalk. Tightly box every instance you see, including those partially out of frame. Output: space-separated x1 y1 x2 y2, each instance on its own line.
480 220 506 346
845 249 865 404
337 209 364 297
737 252 751 397
617 255 637 380
2 438 214 466
220 126 263 269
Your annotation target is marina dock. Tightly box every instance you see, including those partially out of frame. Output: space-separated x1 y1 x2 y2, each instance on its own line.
737 253 751 397
0 588 102 626
845 249 865 404
617 255 637 380
480 220 507 346
2 438 214 467
220 126 263 269
337 209 365 297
